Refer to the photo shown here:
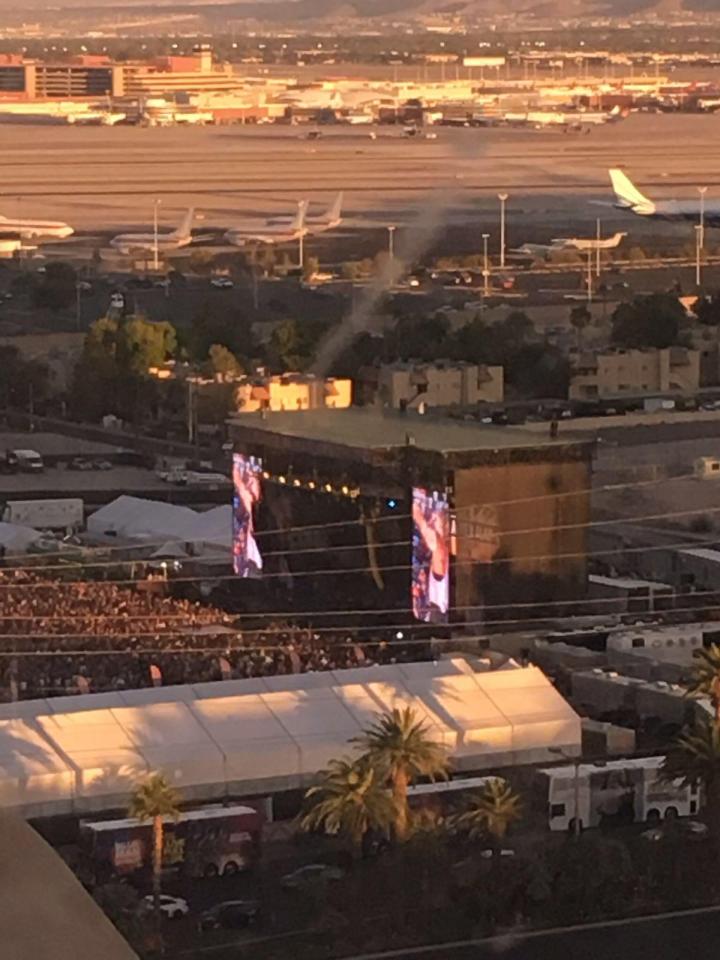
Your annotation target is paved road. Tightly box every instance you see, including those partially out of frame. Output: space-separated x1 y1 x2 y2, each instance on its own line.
337 906 720 960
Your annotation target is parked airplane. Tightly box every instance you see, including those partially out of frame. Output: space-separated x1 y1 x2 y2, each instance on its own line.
110 208 195 255
609 169 720 225
503 106 624 129
511 232 626 258
267 193 343 235
0 213 74 240
551 232 627 251
225 201 308 246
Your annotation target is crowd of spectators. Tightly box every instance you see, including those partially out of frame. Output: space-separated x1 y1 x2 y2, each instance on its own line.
0 570 416 701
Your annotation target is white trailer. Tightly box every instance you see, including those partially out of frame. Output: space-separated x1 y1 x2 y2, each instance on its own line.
539 756 701 832
2 498 84 532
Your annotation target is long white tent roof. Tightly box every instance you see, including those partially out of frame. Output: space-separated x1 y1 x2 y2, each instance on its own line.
0 660 580 818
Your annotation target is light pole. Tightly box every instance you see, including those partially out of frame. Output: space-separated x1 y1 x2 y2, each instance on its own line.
152 198 161 272
586 249 593 304
297 201 305 270
550 747 582 838
482 232 490 297
595 217 602 278
695 223 703 288
498 193 508 270
698 186 708 251
387 224 396 264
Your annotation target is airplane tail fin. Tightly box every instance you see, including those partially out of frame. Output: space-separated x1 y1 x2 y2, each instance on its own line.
609 169 653 210
171 207 195 240
325 191 343 223
292 200 308 232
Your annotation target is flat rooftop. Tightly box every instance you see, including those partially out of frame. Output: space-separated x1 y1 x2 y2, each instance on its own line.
230 409 588 455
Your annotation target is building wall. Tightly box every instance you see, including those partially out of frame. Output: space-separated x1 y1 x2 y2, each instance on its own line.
570 348 700 400
235 377 351 413
378 363 504 409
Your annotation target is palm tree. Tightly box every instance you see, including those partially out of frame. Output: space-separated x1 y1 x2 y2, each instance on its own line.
299 757 396 855
686 644 720 725
128 773 181 934
662 717 720 834
353 707 449 841
451 777 523 859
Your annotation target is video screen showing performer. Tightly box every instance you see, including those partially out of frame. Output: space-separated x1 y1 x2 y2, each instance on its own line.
411 488 450 623
232 453 263 578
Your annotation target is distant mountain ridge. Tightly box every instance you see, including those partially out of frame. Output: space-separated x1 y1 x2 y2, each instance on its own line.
0 0 715 18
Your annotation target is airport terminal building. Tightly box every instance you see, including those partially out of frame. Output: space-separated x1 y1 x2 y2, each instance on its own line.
228 409 594 625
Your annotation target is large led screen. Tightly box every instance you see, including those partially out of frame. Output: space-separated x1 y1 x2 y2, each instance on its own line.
232 453 263 578
411 487 450 623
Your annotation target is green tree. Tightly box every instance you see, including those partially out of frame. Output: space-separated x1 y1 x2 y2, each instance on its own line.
686 644 720 724
33 262 77 311
299 757 396 855
610 293 685 349
662 718 720 835
128 773 181 936
0 345 50 409
451 778 522 870
696 294 720 326
188 305 257 363
507 343 570 399
353 707 449 841
569 305 592 348
207 343 243 378
116 315 176 375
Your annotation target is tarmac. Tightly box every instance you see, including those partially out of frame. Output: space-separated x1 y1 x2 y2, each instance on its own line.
2 113 720 254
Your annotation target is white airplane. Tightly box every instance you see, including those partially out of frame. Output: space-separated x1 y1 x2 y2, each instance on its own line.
110 208 195 255
224 201 308 246
551 232 627 251
0 213 73 240
511 232 626 258
609 168 720 225
267 193 343 235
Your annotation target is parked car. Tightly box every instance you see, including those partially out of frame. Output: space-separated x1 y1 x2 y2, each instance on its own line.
198 900 260 932
140 894 189 920
210 276 234 289
69 457 93 471
280 864 344 890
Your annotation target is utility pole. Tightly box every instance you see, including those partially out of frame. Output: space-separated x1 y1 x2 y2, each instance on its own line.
595 217 602 278
498 193 508 270
698 185 708 251
695 224 703 288
482 232 490 297
153 198 160 272
586 248 593 304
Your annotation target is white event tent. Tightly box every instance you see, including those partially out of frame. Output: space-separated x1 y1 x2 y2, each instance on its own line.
0 660 581 818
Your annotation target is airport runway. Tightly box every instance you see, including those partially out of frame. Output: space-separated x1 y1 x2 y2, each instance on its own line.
2 113 720 252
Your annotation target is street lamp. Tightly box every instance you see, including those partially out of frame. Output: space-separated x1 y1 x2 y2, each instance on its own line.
549 747 582 838
498 193 508 270
387 224 396 264
482 232 490 297
698 186 708 251
586 248 593 304
695 223 703 288
595 217 602 278
152 198 161 272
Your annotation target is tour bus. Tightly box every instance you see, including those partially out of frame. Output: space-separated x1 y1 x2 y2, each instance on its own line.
538 756 701 832
81 803 263 883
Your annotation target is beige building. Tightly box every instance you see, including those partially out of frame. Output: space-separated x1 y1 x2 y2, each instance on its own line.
371 361 503 409
235 374 351 413
569 347 700 400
